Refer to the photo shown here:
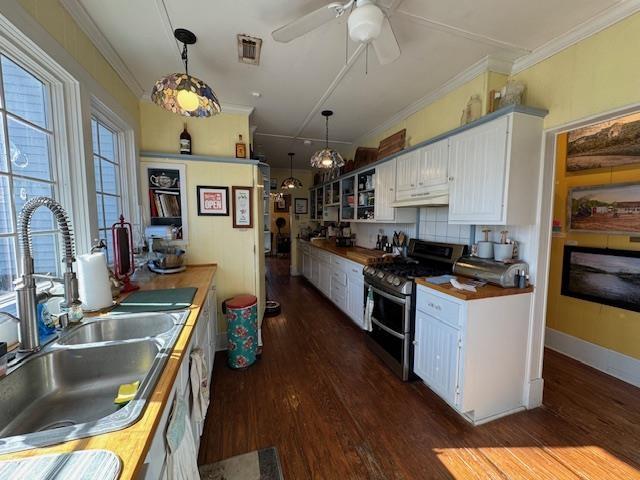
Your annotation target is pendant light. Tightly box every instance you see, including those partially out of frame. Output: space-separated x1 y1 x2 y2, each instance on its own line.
151 28 221 117
310 110 345 169
281 152 303 189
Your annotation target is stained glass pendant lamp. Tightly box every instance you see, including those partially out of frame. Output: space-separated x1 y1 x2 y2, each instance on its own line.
151 28 221 117
281 152 303 189
310 110 344 169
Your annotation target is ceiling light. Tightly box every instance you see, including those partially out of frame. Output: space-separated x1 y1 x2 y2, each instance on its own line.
310 110 344 169
348 0 384 43
281 152 303 189
251 91 262 98
151 28 221 118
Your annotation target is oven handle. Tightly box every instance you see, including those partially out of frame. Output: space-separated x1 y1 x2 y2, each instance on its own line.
366 283 407 305
371 317 406 340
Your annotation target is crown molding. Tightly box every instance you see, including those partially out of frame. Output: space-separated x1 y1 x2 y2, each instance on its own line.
357 55 513 143
512 0 640 74
60 0 145 98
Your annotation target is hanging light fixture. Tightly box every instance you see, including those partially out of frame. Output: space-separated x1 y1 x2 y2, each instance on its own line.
310 110 345 169
151 28 221 117
281 152 303 189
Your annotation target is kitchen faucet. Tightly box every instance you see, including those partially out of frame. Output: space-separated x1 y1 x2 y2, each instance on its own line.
13 196 80 352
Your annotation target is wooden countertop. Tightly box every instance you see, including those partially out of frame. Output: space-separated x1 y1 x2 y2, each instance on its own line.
300 238 387 265
0 265 217 479
416 276 533 301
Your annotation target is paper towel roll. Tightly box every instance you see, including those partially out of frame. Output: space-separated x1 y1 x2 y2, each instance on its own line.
77 252 113 311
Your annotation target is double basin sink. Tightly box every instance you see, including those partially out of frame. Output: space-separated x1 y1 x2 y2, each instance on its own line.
0 310 189 455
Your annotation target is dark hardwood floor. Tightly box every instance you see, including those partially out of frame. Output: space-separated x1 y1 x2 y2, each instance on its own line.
198 257 640 479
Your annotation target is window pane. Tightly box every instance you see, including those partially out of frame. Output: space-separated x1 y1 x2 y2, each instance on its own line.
0 176 13 234
0 236 17 297
103 194 120 228
0 117 6 173
99 230 114 264
91 118 99 154
8 117 52 181
98 123 115 161
101 160 118 195
1 56 47 128
31 233 60 276
13 177 54 231
94 156 102 192
96 193 104 229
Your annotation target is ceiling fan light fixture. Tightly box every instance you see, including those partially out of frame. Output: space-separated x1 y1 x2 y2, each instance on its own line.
348 1 384 43
151 28 222 118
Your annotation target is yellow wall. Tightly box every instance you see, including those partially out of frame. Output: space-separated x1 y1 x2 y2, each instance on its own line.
18 0 140 122
547 134 640 359
140 101 259 332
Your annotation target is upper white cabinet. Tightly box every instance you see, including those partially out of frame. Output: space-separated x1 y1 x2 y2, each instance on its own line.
374 158 396 221
448 112 544 225
395 139 449 204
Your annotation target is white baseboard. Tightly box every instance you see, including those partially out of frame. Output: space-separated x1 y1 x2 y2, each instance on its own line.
215 332 228 351
524 377 544 409
545 327 640 388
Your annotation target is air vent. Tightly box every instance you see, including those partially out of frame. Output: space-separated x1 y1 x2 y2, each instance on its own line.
237 34 262 65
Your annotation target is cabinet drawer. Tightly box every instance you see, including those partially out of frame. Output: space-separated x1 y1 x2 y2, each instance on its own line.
331 270 347 286
331 284 347 303
417 289 461 328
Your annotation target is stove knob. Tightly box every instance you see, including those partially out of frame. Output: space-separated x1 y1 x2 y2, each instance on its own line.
393 277 402 287
386 275 395 284
377 271 385 279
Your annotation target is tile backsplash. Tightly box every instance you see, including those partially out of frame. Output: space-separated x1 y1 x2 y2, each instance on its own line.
351 222 416 249
418 207 471 245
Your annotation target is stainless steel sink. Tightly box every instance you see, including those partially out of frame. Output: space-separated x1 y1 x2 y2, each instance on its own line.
57 313 176 345
0 309 189 454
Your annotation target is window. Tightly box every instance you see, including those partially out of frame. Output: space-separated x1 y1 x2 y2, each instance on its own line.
0 55 59 302
92 117 122 263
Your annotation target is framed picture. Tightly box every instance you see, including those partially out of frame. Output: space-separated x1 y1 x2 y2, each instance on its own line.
232 186 253 228
294 198 308 214
197 186 229 216
568 182 640 234
274 194 290 212
561 245 640 313
269 178 278 190
567 111 640 172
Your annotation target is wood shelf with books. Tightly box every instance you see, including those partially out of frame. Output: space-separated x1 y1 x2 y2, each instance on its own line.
142 162 189 241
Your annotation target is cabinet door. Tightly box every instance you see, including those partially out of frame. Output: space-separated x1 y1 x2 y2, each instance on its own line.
311 257 320 286
374 159 396 221
319 261 331 296
418 139 449 190
395 150 419 198
303 253 311 279
448 116 509 224
414 312 461 406
347 273 365 328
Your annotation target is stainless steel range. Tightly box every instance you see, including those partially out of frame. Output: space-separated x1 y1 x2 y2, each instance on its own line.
363 239 467 381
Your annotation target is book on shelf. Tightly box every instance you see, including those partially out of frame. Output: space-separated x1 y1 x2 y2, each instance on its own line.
151 190 181 218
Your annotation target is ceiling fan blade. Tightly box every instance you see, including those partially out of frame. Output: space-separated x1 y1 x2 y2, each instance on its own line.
371 16 400 65
272 3 343 43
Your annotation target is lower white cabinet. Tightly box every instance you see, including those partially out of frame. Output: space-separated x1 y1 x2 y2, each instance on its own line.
414 284 532 425
347 271 364 328
141 286 217 479
319 260 331 296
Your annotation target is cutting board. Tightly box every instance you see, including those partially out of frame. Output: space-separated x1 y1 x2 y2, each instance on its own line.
112 287 197 314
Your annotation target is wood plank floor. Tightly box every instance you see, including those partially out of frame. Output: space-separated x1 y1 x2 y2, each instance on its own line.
198 257 640 479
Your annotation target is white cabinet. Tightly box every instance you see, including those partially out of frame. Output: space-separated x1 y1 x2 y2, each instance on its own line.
394 140 448 204
311 256 320 286
347 270 364 328
448 112 544 225
395 149 419 198
319 260 331 296
413 310 461 406
374 158 396 221
302 250 312 279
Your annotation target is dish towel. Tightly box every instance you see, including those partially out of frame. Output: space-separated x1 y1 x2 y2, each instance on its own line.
166 391 200 480
190 347 210 423
363 286 374 332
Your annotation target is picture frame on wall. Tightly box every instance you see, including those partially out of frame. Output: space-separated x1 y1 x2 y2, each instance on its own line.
566 111 640 172
568 182 640 234
274 194 290 212
232 186 253 228
197 186 229 216
294 197 308 214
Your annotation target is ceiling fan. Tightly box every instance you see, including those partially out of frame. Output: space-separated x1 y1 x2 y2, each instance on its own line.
272 0 401 65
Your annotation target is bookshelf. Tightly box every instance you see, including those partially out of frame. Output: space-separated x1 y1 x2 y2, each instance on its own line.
142 162 188 242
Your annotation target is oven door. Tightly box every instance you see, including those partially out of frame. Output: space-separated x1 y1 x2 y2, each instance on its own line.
368 284 409 334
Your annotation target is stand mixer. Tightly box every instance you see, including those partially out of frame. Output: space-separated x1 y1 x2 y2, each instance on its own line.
145 225 186 274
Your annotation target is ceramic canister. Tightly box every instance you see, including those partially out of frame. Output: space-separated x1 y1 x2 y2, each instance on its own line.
477 241 494 259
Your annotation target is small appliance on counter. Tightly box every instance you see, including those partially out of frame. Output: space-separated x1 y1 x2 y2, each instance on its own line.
453 256 529 288
145 225 186 274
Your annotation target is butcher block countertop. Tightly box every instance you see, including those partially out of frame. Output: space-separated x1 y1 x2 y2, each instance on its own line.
301 238 387 265
416 276 533 301
0 265 217 479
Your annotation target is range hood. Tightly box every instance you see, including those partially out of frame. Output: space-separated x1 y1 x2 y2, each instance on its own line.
391 191 449 208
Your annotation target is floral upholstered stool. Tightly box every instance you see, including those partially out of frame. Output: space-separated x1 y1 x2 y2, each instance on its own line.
225 295 258 369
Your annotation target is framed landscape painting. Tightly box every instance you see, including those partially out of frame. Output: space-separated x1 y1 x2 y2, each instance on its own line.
569 183 640 234
567 111 640 172
562 245 640 313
